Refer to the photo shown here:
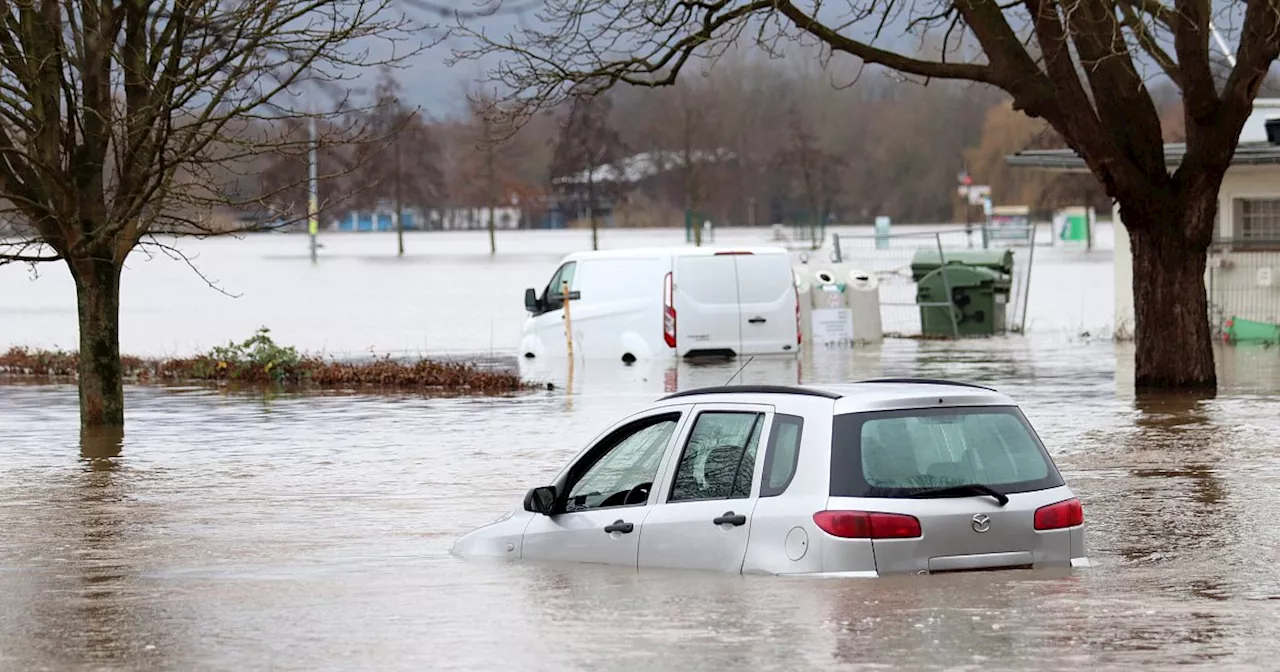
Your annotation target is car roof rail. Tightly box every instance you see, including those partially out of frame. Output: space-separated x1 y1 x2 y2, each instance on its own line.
854 377 998 392
659 384 843 401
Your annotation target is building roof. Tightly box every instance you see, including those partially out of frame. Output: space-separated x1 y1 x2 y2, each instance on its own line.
1006 141 1280 172
1008 99 1280 172
553 149 735 185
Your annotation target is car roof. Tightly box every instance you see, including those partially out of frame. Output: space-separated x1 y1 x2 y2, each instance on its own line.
561 245 790 263
655 379 1017 413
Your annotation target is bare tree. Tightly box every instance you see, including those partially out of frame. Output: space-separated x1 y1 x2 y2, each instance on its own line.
773 106 845 248
0 0 416 432
352 67 445 256
458 0 1280 392
468 92 503 254
549 91 628 250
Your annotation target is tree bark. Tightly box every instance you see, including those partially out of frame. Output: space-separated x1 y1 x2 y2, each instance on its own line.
70 255 125 429
1125 194 1216 391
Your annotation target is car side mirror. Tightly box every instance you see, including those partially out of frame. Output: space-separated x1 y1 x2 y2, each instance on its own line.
523 485 557 515
524 288 539 313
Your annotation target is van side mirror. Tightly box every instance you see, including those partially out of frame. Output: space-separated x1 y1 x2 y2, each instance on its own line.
524 288 539 313
523 485 557 515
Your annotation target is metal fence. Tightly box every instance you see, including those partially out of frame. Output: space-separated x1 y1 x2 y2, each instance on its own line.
829 225 1039 338
1207 242 1280 338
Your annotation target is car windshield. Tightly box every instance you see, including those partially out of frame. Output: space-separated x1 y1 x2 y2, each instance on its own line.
829 406 1064 497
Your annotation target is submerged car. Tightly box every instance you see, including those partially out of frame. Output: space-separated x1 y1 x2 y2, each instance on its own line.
451 379 1088 576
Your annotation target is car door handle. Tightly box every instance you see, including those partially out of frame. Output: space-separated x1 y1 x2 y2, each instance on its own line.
747 316 766 324
603 520 634 534
713 512 747 527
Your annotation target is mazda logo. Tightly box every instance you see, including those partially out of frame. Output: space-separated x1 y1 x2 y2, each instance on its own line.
971 514 991 533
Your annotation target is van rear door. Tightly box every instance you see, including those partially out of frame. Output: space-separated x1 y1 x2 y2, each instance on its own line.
734 252 798 355
673 254 740 357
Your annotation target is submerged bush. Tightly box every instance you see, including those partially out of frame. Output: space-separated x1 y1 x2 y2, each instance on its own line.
195 327 303 384
0 328 529 395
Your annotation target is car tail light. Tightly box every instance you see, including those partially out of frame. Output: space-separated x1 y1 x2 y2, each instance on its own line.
663 272 677 348
1034 498 1083 530
813 511 921 539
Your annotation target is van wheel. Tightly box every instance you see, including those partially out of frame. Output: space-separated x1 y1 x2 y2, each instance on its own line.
523 352 536 359
621 353 636 364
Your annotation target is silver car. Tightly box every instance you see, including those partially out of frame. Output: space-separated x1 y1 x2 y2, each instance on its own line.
451 379 1089 576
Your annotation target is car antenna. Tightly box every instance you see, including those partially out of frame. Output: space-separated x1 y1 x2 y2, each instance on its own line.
724 357 754 386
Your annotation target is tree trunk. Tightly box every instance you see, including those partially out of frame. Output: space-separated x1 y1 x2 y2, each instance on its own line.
488 205 496 254
1126 197 1216 391
587 175 598 251
70 256 125 429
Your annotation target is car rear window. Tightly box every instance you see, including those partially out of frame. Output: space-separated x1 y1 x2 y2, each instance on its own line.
829 406 1064 497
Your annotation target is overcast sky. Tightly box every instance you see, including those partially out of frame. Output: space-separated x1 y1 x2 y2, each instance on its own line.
395 1 1259 119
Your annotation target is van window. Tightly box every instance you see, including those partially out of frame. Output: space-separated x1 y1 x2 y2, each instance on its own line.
542 261 577 310
829 407 1064 497
735 254 793 304
675 256 739 305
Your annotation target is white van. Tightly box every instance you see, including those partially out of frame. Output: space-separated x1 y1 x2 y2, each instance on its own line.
521 246 800 362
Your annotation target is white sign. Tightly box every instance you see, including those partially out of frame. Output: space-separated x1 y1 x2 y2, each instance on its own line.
811 308 854 344
819 284 844 308
966 185 991 205
1258 266 1273 287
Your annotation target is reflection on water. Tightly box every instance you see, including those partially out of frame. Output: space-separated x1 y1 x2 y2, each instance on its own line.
5 340 1280 669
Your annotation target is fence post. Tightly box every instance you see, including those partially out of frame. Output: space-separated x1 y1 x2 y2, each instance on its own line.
562 280 574 361
935 232 961 339
1020 223 1037 334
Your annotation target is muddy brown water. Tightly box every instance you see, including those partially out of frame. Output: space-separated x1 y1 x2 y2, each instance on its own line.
5 228 1280 670
5 340 1280 671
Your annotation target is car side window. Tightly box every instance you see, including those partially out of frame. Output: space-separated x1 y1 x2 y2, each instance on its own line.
565 414 679 512
760 414 804 497
542 261 577 312
669 412 763 502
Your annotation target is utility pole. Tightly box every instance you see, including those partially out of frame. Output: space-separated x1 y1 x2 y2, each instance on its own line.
308 116 318 264
587 162 597 251
483 110 497 255
394 122 405 257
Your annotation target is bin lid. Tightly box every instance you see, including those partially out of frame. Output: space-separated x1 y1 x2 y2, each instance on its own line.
918 264 1010 289
909 248 1015 273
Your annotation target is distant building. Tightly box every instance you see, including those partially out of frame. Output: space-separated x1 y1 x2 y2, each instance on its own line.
328 204 526 232
1007 99 1280 338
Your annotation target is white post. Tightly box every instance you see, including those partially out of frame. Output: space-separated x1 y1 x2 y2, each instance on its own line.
308 116 319 263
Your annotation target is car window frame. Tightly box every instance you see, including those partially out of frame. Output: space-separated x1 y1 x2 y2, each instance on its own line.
759 413 805 498
659 403 775 505
551 408 688 514
828 405 1066 498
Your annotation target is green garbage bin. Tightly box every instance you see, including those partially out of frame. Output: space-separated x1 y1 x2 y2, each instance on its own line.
910 250 1013 337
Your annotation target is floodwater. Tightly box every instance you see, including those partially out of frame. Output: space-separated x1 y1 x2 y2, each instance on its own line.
0 223 1118 355
5 225 1280 670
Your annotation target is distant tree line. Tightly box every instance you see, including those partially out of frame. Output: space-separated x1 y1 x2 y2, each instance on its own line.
231 47 1222 231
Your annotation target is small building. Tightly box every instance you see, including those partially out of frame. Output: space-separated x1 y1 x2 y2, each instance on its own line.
1007 99 1280 339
